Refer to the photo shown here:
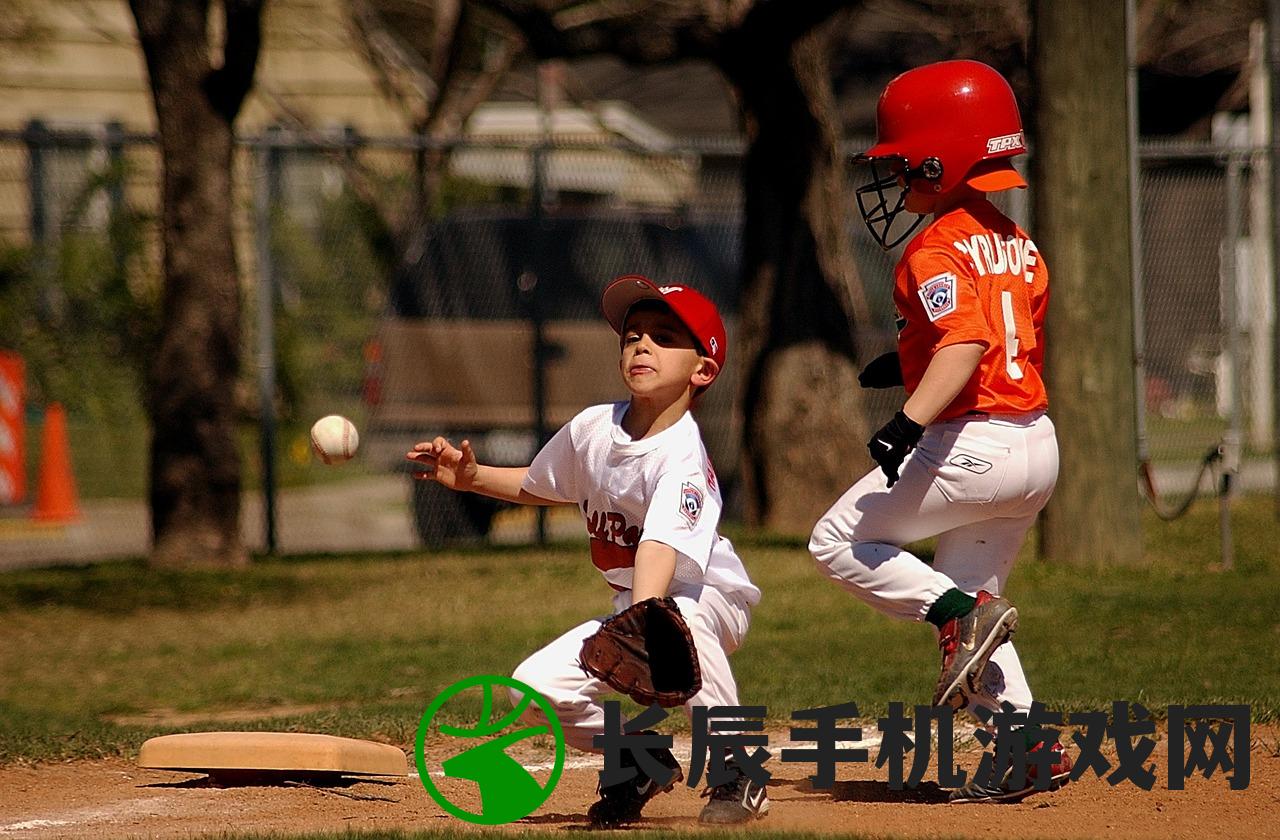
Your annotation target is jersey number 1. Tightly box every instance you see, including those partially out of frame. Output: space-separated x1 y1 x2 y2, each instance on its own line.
1000 290 1025 381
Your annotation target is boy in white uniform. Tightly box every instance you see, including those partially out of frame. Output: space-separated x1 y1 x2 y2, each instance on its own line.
407 275 767 827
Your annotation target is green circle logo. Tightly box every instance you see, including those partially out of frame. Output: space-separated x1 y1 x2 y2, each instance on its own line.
414 675 565 824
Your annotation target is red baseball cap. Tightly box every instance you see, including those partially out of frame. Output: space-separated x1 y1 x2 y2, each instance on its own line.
601 275 727 372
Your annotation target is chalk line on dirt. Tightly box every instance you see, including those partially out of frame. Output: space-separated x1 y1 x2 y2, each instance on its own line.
410 734 884 777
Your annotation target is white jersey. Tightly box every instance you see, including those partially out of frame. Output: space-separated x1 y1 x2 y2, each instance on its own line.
522 402 761 605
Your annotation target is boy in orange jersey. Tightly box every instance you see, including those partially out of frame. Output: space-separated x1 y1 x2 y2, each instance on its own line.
808 60 1071 803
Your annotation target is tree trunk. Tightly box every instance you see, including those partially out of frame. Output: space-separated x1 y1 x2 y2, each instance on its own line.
724 13 871 533
131 0 263 567
1031 0 1143 563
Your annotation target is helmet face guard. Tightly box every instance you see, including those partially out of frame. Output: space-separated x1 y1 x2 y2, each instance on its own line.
854 60 1026 250
854 155 943 250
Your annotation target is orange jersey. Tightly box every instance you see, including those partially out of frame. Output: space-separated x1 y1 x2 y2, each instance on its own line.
894 198 1049 421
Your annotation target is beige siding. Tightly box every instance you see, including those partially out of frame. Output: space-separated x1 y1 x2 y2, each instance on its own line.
0 0 409 242
0 1 149 130
0 0 406 134
251 0 410 134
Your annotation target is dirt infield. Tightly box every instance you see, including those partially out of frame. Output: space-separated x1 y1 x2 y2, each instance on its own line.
2 725 1276 839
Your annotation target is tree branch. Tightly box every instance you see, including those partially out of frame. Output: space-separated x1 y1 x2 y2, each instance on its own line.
474 0 719 63
733 0 859 53
428 31 522 136
206 0 264 122
345 0 436 124
429 0 464 81
424 1 474 129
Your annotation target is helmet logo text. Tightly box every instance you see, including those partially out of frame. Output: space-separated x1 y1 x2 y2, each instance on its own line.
986 132 1025 154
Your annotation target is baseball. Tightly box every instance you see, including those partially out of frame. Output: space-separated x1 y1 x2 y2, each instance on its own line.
310 415 359 465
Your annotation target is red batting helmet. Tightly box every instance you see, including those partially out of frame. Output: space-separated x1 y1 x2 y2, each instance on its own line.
856 60 1028 249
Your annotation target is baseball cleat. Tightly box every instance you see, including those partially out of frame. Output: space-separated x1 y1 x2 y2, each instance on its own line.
698 761 770 824
948 740 1073 804
932 590 1018 710
587 741 683 828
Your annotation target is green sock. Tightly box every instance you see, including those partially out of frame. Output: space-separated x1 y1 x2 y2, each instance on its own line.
1013 726 1042 751
926 588 977 628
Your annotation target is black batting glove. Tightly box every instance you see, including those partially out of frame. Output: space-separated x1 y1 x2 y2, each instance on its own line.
858 351 904 389
867 410 925 488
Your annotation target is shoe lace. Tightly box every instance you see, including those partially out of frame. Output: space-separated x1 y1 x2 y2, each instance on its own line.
939 591 996 663
702 770 748 801
597 745 645 798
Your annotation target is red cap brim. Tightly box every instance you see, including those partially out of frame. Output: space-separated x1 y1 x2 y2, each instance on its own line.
601 275 665 335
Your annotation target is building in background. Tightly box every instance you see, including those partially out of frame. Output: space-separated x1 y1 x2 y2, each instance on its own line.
0 0 412 244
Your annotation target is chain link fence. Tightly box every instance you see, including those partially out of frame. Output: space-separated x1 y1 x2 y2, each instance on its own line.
0 123 1273 565
1136 134 1275 511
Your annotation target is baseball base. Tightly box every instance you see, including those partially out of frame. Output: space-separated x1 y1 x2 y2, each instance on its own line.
138 731 406 779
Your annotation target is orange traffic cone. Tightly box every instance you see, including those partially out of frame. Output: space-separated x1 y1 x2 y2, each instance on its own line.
33 402 80 522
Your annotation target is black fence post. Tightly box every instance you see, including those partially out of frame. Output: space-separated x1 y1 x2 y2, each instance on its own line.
525 142 550 545
342 123 361 165
256 127 284 555
24 119 48 249
105 120 127 275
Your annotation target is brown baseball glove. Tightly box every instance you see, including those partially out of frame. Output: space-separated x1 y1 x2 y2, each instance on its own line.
579 596 702 707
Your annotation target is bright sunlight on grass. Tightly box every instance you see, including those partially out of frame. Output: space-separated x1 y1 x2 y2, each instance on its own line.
0 494 1275 763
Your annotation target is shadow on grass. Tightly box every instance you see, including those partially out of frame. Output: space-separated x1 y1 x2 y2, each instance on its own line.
0 560 317 613
0 542 604 615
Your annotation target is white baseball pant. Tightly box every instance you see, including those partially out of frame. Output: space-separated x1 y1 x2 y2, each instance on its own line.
809 411 1058 716
508 584 751 751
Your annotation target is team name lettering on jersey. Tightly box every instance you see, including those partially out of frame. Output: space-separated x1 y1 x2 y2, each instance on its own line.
952 234 1038 284
918 272 958 322
895 200 1049 421
586 508 640 573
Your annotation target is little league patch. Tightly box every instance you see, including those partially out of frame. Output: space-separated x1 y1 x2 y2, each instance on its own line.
918 271 958 321
679 482 704 526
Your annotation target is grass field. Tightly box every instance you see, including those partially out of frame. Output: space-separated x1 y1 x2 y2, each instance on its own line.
0 494 1275 768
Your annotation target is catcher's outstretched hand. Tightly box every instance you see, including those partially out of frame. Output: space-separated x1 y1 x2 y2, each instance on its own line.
407 437 478 491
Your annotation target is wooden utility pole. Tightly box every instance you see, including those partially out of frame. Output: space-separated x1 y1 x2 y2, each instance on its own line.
1271 0 1280 520
1032 0 1143 563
